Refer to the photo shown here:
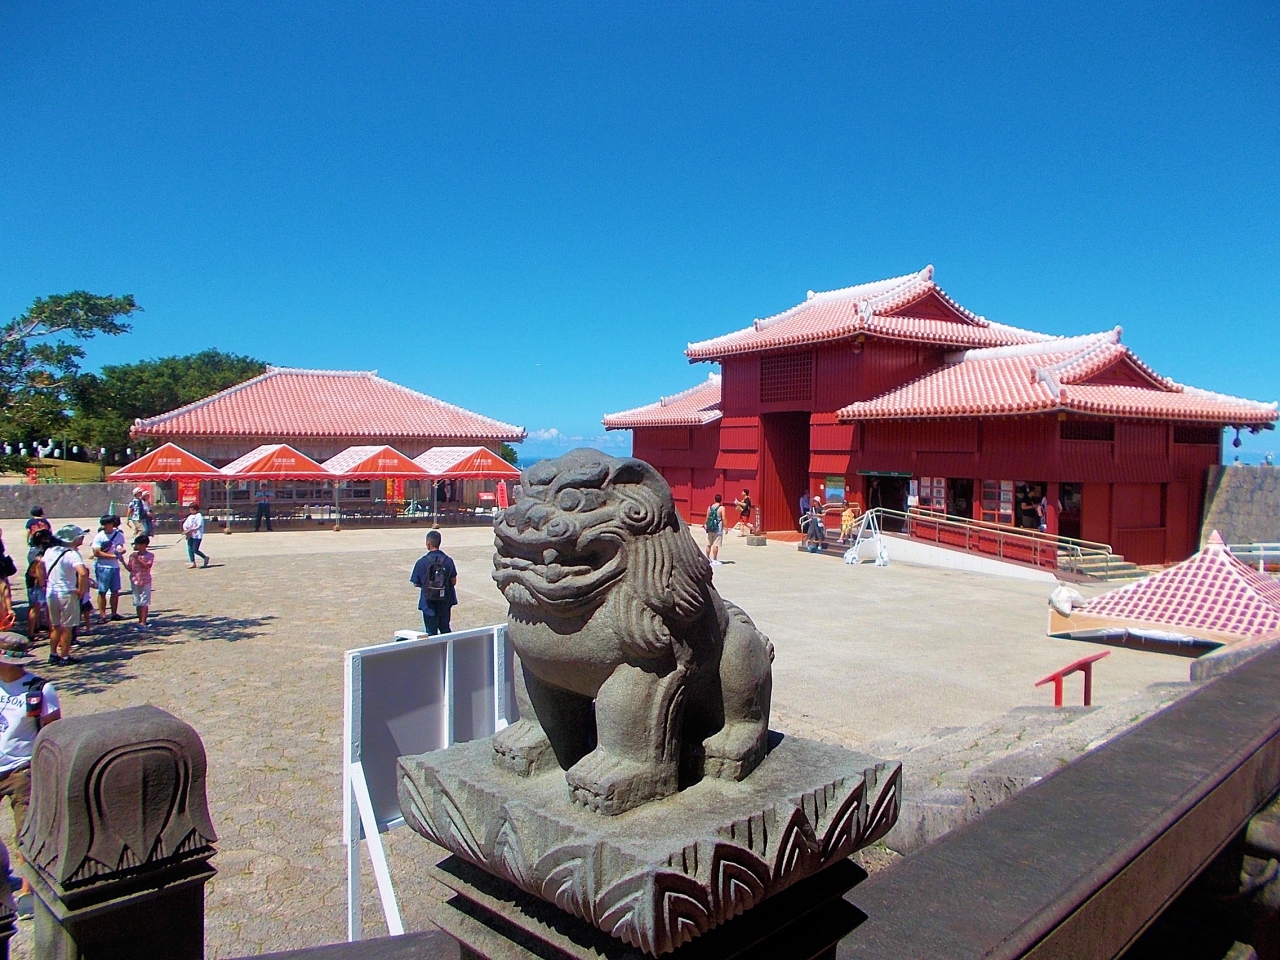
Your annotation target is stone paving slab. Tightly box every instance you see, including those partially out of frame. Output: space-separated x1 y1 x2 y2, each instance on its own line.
0 524 1191 958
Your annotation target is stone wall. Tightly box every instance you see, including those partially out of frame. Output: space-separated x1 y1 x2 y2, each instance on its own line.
1201 465 1280 545
0 483 139 521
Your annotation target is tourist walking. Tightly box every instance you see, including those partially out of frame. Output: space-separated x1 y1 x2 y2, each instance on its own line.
127 486 154 539
24 508 50 547
125 535 155 627
182 503 210 569
704 494 725 565
43 525 89 665
804 497 826 552
0 632 61 917
23 529 54 641
91 515 127 623
410 530 457 635
734 489 753 535
254 485 274 532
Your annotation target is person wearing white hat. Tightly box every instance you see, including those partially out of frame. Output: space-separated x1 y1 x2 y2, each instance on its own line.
43 525 89 665
0 632 60 916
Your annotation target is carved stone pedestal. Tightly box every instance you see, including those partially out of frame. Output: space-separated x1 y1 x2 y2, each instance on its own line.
399 735 900 957
18 705 218 960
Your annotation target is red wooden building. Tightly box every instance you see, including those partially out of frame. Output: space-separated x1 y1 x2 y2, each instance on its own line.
603 267 1277 565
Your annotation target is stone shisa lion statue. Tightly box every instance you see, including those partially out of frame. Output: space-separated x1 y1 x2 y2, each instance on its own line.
399 450 899 957
490 450 775 814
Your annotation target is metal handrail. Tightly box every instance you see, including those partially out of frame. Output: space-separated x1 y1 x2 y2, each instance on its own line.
1228 542 1280 573
847 506 1120 575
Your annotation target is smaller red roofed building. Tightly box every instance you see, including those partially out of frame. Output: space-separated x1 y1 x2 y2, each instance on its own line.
132 367 525 465
604 267 1277 564
1049 532 1280 647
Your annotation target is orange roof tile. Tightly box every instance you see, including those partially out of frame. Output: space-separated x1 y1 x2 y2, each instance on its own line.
1075 532 1280 641
603 374 722 430
685 266 1051 361
838 331 1278 426
132 368 525 443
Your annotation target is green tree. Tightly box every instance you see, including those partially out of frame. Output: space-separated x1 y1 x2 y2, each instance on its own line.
499 442 519 467
0 292 139 455
71 350 268 457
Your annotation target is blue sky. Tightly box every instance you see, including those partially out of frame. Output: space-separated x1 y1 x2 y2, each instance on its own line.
2 3 1277 462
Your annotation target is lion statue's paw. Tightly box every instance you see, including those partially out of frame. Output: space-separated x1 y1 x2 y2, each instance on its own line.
702 721 769 782
566 748 678 816
493 719 557 778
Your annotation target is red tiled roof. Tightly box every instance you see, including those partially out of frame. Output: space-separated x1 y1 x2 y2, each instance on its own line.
602 374 723 430
685 266 1051 361
838 330 1278 426
1074 532 1280 641
132 368 526 443
321 445 431 479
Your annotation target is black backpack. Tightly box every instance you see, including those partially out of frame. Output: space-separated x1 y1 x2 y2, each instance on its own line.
426 555 450 600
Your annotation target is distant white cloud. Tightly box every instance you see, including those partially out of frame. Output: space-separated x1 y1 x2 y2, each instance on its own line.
530 428 561 441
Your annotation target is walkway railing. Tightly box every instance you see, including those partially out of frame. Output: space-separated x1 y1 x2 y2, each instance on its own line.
834 506 1118 575
1229 542 1280 574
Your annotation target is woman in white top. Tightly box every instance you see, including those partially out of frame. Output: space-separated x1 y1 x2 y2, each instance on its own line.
181 504 210 569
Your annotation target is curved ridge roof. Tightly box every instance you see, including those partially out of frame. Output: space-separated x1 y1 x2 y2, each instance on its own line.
132 367 526 442
603 374 723 430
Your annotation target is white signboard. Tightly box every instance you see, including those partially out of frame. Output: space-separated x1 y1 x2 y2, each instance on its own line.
343 625 516 940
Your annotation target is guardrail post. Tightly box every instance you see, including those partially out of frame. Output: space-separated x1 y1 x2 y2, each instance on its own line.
18 705 218 960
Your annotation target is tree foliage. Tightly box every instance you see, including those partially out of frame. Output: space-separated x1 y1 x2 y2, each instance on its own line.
0 292 139 448
70 350 268 456
499 442 519 466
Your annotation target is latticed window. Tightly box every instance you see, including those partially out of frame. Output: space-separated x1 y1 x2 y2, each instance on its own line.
1173 425 1221 445
1060 420 1114 442
760 352 813 404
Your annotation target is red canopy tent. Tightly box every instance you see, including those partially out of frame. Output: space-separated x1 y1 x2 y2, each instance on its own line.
109 443 224 481
412 446 520 515
411 446 521 480
219 443 331 480
321 445 431 479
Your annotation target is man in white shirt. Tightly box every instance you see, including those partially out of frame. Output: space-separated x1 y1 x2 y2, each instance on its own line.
0 632 61 916
43 525 89 665
91 514 127 623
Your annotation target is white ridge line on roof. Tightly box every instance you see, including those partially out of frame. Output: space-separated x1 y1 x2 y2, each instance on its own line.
950 328 1120 364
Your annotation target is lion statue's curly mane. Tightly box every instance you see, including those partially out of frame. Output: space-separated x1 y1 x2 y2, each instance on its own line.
492 449 773 815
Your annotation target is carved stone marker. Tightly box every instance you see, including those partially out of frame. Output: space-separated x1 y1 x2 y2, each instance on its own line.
399 451 900 957
18 704 218 960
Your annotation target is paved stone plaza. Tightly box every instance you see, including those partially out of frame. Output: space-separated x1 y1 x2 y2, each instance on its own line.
2 522 1189 958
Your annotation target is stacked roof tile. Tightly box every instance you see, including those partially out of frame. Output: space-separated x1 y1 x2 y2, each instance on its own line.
1063 532 1280 642
838 330 1277 426
684 266 1050 360
603 374 723 430
132 368 526 443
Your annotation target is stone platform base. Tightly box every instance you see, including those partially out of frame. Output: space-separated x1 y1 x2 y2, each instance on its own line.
428 854 864 960
744 536 768 546
398 735 900 957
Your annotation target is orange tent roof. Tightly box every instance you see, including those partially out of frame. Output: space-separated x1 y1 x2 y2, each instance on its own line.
110 443 225 481
412 446 521 480
220 444 332 480
321 445 431 479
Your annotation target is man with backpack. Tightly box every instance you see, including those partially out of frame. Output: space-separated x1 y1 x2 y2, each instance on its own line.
410 530 457 635
704 494 725 566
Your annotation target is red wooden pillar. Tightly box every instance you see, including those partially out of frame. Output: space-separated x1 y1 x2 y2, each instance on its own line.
973 477 983 522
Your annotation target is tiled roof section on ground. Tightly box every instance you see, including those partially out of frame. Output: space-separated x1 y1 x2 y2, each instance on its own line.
132 368 526 442
602 374 723 430
685 266 1052 361
1078 532 1280 639
839 330 1279 426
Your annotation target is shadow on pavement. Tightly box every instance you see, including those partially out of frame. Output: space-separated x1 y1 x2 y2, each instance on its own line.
45 611 276 695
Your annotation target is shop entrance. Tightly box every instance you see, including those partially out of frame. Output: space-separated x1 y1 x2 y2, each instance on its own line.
760 412 810 532
946 478 975 519
1059 483 1083 540
864 473 910 531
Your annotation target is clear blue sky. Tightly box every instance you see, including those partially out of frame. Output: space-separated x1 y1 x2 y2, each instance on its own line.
2 3 1277 461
